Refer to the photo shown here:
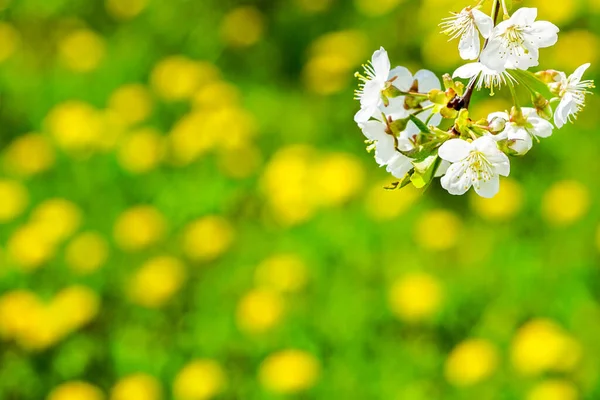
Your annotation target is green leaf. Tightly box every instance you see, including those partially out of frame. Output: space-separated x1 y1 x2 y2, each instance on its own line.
408 114 431 134
384 169 414 190
410 155 442 190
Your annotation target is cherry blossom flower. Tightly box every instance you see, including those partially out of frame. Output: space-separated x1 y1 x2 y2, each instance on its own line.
440 7 494 60
553 63 595 128
480 7 558 72
487 108 553 155
438 136 510 198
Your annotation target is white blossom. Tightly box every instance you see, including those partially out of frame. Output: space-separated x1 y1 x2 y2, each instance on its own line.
438 136 510 198
553 63 595 128
480 7 559 72
453 62 517 94
487 108 553 155
440 7 494 60
360 120 414 179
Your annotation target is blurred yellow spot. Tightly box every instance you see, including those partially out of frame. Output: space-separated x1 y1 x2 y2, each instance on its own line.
303 55 353 95
365 181 421 221
220 6 264 48
65 232 109 274
388 272 443 322
312 153 365 207
259 350 320 394
58 29 106 73
50 285 100 334
208 107 258 150
129 256 186 308
354 0 406 17
470 178 523 221
529 0 576 25
309 30 368 67
236 288 284 334
527 379 579 400
151 56 207 101
0 290 40 340
294 0 334 13
0 179 28 223
173 360 226 400
218 144 262 179
45 101 104 153
414 209 462 251
31 198 82 244
105 0 148 20
47 381 104 400
167 111 214 165
547 31 599 72
2 133 55 177
511 319 581 375
254 253 308 293
422 29 463 70
114 206 166 251
542 180 590 226
7 224 56 271
108 84 154 126
117 128 164 174
192 81 240 111
182 216 234 262
0 22 19 63
111 373 162 400
260 145 317 225
444 339 499 387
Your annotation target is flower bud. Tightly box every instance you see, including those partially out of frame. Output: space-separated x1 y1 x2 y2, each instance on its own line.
428 89 447 105
535 70 561 84
532 92 553 120
488 116 507 134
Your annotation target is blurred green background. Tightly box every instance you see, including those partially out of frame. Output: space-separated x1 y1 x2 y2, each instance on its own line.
1 0 599 399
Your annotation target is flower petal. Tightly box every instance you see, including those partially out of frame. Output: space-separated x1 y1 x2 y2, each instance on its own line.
511 7 538 25
528 21 559 48
472 8 494 38
386 153 413 178
360 120 387 141
474 174 500 198
438 139 473 163
453 62 484 79
414 69 441 92
389 66 414 91
459 26 481 60
372 47 391 80
528 116 554 138
479 38 508 72
440 162 471 195
571 63 591 83
354 104 378 123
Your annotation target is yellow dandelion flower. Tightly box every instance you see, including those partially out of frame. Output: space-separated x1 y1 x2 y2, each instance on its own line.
236 288 284 334
47 381 104 400
444 339 499 387
182 216 234 262
58 29 106 73
110 373 162 400
65 232 109 274
388 273 443 323
128 256 186 308
113 206 166 251
258 350 320 394
173 360 226 400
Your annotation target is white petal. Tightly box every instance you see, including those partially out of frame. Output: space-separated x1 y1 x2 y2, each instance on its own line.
389 66 414 91
511 7 538 25
360 80 383 107
509 133 533 155
472 8 494 38
528 21 559 48
459 26 481 60
386 153 413 178
441 162 471 195
372 47 391 80
554 94 574 128
354 104 378 123
487 111 509 121
360 120 387 141
506 125 529 142
528 116 554 138
571 63 591 83
434 160 450 178
374 135 397 165
479 38 508 72
438 139 473 163
474 174 500 198
414 69 441 92
512 44 539 70
473 136 510 177
380 96 409 120
453 62 484 79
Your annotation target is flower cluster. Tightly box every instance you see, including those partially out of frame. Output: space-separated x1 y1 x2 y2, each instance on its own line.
354 1 594 198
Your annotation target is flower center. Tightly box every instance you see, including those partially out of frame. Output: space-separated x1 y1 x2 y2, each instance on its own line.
501 25 528 55
467 151 494 182
440 10 474 40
